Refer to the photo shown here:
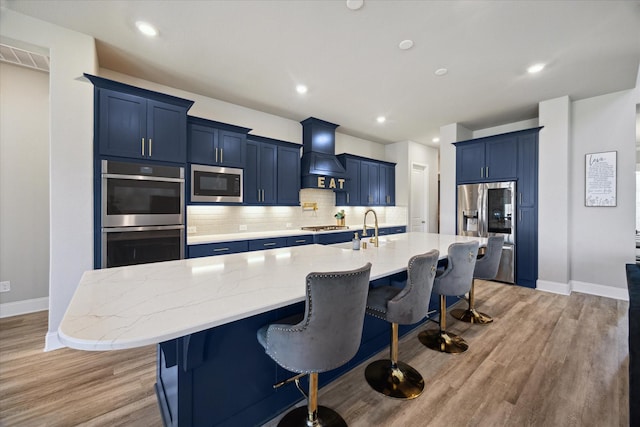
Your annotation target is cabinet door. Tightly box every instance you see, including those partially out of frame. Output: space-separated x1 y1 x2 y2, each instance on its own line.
379 164 395 206
517 133 538 208
456 143 485 183
218 130 245 168
259 143 277 204
336 157 360 206
516 207 537 288
188 123 218 165
244 140 260 204
360 161 379 205
146 100 187 163
98 89 146 159
276 145 300 205
485 136 517 180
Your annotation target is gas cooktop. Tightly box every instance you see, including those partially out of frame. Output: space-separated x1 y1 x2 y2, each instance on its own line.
300 225 350 231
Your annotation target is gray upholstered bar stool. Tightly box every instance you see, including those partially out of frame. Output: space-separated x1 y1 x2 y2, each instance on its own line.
257 263 372 427
364 250 439 399
451 235 504 324
419 241 479 354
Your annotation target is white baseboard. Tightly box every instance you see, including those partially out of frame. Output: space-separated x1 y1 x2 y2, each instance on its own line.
536 280 571 295
536 279 629 301
570 280 629 301
45 331 65 352
0 296 49 318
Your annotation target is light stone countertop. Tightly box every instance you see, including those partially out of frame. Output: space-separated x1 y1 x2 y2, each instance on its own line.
58 232 485 351
187 223 407 245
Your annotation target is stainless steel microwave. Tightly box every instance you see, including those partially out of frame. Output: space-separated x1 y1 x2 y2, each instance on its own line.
191 164 243 203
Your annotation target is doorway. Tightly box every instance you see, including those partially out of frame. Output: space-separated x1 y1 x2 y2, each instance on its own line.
410 163 429 232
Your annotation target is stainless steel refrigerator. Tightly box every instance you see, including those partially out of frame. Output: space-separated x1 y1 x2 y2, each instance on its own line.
457 181 515 283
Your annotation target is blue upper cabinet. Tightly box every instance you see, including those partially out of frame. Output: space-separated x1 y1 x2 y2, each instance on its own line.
245 135 300 206
187 116 251 168
517 132 538 208
379 163 395 206
335 154 395 206
86 74 194 164
455 134 518 183
335 155 361 206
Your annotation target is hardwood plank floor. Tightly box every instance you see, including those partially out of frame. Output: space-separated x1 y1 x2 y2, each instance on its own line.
0 281 629 426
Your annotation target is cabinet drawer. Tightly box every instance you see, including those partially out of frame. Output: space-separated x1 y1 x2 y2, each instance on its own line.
188 241 248 258
248 237 288 251
287 235 314 246
315 231 354 245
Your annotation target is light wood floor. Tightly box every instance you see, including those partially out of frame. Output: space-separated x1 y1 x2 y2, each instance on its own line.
0 281 629 427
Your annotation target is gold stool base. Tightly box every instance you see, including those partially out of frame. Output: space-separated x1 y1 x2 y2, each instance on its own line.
278 405 347 427
364 359 424 399
418 330 469 354
450 307 493 324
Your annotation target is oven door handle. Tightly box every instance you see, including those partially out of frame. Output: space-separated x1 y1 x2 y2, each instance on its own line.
102 173 185 183
102 225 185 233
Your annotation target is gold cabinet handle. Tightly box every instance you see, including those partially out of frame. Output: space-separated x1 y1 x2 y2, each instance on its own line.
263 242 277 247
213 247 230 252
149 138 152 157
141 138 145 156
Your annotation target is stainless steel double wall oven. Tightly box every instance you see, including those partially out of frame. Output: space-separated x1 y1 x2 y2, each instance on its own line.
101 160 185 268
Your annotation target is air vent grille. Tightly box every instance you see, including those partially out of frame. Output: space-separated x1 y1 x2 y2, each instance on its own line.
0 43 50 73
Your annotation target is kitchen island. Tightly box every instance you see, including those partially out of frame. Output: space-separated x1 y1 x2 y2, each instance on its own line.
59 232 485 426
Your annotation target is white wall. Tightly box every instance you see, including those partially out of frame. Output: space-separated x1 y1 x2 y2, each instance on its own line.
1 8 97 349
0 62 50 309
570 89 636 292
538 96 571 292
439 123 472 234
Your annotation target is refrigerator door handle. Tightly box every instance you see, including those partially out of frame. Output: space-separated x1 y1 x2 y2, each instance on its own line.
477 184 485 237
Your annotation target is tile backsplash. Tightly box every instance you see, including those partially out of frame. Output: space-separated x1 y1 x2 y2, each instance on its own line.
187 189 407 236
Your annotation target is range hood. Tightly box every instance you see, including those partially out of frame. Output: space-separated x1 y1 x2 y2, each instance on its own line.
300 117 347 190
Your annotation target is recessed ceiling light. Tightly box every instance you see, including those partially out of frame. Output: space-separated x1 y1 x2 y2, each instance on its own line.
296 84 308 94
434 68 448 76
398 40 414 50
527 63 545 74
346 0 364 10
376 116 386 124
135 21 158 37
432 137 440 143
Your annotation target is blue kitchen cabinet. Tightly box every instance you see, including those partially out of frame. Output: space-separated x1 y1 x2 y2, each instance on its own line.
87 74 193 163
517 131 538 208
276 144 302 206
188 241 249 258
379 163 395 206
360 160 380 206
187 117 250 168
455 134 518 183
335 155 361 206
287 235 314 246
335 154 395 207
245 135 300 206
248 237 288 251
516 207 537 288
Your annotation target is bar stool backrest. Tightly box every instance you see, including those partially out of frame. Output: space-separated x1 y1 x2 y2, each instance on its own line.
387 250 439 324
263 263 372 374
433 241 479 296
474 235 504 280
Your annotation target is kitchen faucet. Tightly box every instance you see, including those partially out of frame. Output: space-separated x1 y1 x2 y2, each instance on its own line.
362 208 379 248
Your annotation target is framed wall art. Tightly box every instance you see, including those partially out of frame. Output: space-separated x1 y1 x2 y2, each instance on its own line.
585 151 617 207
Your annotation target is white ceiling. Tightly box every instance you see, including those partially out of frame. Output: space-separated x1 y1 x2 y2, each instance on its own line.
3 0 640 146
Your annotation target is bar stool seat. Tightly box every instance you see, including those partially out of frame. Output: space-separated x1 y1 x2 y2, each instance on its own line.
364 250 439 399
451 235 504 324
419 241 479 354
257 263 372 427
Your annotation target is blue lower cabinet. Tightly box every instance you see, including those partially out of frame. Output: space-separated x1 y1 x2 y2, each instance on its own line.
314 231 355 245
248 237 288 252
286 235 314 246
188 241 248 258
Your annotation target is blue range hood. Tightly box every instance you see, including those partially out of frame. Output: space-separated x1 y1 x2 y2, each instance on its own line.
300 117 347 190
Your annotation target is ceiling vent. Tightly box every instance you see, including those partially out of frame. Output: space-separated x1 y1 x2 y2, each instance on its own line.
0 43 50 73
